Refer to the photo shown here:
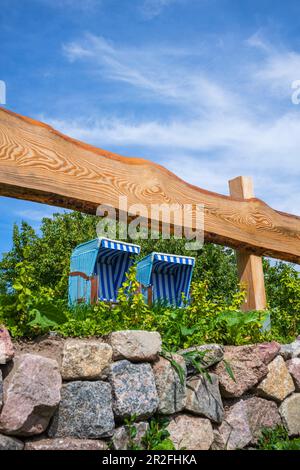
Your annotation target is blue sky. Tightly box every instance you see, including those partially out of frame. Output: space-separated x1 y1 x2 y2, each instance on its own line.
1 0 300 256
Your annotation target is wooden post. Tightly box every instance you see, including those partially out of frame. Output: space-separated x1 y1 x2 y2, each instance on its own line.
229 176 267 311
147 286 153 307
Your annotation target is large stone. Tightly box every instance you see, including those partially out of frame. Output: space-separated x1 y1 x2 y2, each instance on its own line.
185 373 224 423
112 422 149 450
178 344 224 374
110 330 161 362
0 327 14 364
280 339 300 360
255 341 281 365
244 397 282 443
167 414 214 450
0 433 24 450
0 354 61 436
256 356 295 402
25 437 108 450
287 358 300 391
212 400 252 450
48 381 114 438
152 354 186 415
213 345 268 398
61 339 112 380
109 360 158 420
279 393 300 436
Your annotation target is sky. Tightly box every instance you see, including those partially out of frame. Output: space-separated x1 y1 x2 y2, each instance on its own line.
0 0 300 257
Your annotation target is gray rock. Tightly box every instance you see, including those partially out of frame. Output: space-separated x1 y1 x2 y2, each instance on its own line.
110 330 162 362
0 433 24 450
48 381 115 438
167 414 214 450
112 422 149 450
256 356 295 402
61 339 113 380
280 339 300 360
152 355 186 414
287 358 300 391
0 354 61 436
212 400 252 450
25 437 108 450
178 344 224 374
109 360 159 420
279 393 300 436
185 373 224 423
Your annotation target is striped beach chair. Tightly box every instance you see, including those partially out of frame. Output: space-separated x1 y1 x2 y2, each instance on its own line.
68 238 141 304
136 252 195 307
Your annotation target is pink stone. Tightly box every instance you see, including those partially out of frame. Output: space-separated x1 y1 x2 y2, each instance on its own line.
212 400 252 450
255 341 281 365
25 437 108 450
213 345 268 398
0 327 14 364
245 397 282 443
0 353 61 436
287 358 300 391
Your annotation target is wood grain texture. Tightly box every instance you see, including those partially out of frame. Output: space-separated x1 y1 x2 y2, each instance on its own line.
0 107 300 263
229 176 267 311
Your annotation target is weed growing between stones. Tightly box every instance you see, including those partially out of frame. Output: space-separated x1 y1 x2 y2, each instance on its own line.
257 426 300 450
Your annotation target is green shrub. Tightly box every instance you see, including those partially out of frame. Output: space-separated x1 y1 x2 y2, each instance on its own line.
0 266 270 349
0 211 300 346
142 417 175 451
257 426 300 450
265 262 300 341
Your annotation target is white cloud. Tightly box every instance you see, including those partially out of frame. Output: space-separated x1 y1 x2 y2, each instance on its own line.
63 34 239 112
36 0 101 10
15 208 65 222
47 110 300 215
246 32 273 53
141 0 183 19
247 33 300 97
56 32 300 216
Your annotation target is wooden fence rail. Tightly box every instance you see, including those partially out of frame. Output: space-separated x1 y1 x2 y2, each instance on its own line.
0 107 300 309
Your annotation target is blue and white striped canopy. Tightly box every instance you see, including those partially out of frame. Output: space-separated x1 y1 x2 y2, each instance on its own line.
69 238 140 304
136 252 195 307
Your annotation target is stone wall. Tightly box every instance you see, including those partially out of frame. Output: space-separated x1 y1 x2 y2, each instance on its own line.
1 326 300 451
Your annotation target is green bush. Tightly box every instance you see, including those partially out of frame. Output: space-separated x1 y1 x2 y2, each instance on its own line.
265 262 300 341
257 426 300 450
0 265 270 350
0 211 299 346
0 212 240 301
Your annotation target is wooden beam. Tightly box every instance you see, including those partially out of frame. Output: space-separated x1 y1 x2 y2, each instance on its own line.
1 107 300 263
229 176 267 311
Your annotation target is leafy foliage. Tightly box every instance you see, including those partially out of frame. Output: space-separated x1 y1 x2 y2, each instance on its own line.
0 213 97 298
257 426 300 450
0 264 270 350
265 261 300 341
0 212 240 301
0 211 299 346
142 417 175 451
